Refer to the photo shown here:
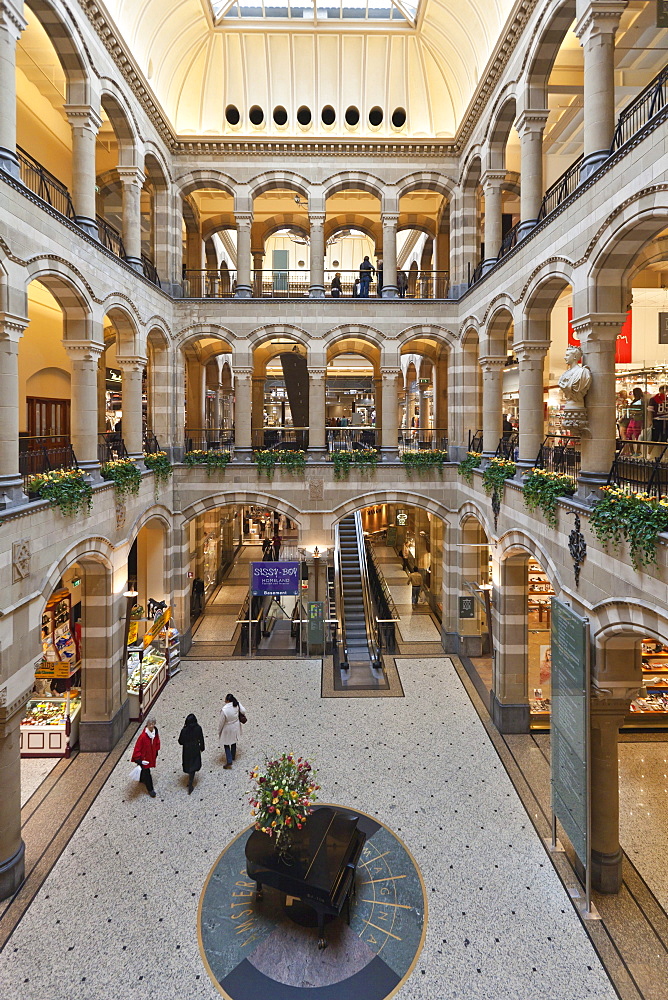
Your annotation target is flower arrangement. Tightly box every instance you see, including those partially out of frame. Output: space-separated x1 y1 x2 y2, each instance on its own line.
457 451 482 484
143 451 173 493
249 753 320 852
482 457 516 496
183 450 230 476
254 449 306 477
522 469 577 528
401 449 449 472
590 486 668 570
101 458 141 501
26 468 93 518
332 448 378 480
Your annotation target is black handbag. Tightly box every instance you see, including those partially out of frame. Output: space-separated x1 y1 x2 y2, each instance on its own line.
238 710 247 725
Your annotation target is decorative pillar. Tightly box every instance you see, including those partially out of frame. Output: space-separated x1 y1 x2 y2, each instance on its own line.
380 214 399 298
515 341 548 471
0 312 28 504
148 347 171 451
252 251 264 297
0 691 31 900
575 1 626 179
235 214 253 298
308 213 326 298
479 356 506 457
234 370 252 458
251 376 265 450
118 357 146 460
185 356 206 433
418 386 429 430
308 369 327 454
0 0 27 177
65 105 102 239
380 369 401 461
63 341 105 473
481 170 506 270
572 312 626 489
515 110 549 237
491 555 530 732
118 166 145 270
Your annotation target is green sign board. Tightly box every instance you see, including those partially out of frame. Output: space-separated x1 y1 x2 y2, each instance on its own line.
386 525 397 547
307 602 324 647
659 1 668 27
550 597 589 865
459 596 475 619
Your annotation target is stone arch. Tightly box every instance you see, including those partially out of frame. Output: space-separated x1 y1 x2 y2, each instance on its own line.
176 325 236 354
323 324 385 353
100 87 140 163
331 491 450 525
25 0 91 104
247 324 310 351
486 93 518 168
40 536 115 604
396 172 455 199
324 218 381 247
24 266 93 341
125 505 173 550
180 493 303 527
521 261 575 315
593 599 668 647
458 503 492 542
248 171 311 200
397 324 456 355
482 302 514 355
523 0 576 110
175 170 237 199
460 150 482 188
323 171 385 200
104 302 142 356
497 529 561 590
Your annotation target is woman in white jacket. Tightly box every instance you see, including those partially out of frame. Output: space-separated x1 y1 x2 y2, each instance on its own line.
218 692 246 769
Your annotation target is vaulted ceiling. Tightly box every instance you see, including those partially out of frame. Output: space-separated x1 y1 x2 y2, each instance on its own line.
99 0 517 138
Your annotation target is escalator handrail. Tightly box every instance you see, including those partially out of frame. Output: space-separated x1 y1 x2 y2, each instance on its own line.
332 523 348 662
365 538 399 621
353 511 381 664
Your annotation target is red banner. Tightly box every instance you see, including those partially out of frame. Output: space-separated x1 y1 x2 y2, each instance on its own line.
567 307 632 363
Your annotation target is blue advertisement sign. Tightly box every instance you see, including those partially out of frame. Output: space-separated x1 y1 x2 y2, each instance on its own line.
251 562 300 596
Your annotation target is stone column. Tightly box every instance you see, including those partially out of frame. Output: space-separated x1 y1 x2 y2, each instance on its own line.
491 554 530 732
0 691 31 900
515 341 548 471
309 213 326 298
252 251 264 297
479 356 505 457
0 312 28 504
572 312 626 489
63 341 105 473
118 166 145 271
575 1 626 179
309 369 327 454
148 348 171 452
235 214 253 298
380 369 401 461
118 357 146 460
185 356 205 433
234 369 252 458
65 105 102 240
418 386 429 430
251 376 265 450
481 170 506 270
587 700 627 893
380 214 399 298
434 356 448 439
0 0 27 177
515 110 549 237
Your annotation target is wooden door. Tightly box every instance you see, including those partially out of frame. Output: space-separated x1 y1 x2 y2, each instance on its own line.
26 397 71 448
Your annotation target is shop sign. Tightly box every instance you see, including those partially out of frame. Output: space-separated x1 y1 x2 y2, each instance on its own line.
396 510 408 525
35 658 77 679
386 525 397 546
550 598 590 866
659 313 668 345
458 596 475 619
143 607 171 648
307 602 324 646
105 367 122 389
659 1 668 27
251 561 300 596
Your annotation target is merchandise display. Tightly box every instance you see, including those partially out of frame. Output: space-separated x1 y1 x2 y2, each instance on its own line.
626 638 668 727
127 646 167 719
20 695 81 757
528 559 554 727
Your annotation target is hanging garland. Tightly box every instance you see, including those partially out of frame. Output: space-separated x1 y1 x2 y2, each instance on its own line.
522 469 577 528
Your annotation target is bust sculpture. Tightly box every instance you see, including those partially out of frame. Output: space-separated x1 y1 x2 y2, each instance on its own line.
558 345 591 430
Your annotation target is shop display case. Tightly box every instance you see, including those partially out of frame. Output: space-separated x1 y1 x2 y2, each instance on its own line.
625 638 668 728
155 627 181 677
127 646 167 720
528 559 554 729
20 695 81 757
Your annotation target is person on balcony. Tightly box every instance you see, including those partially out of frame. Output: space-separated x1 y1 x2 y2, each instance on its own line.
330 272 342 298
397 270 408 297
359 256 375 297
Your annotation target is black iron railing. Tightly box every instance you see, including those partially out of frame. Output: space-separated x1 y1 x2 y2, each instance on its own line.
16 147 76 220
468 259 485 288
398 429 448 453
535 434 581 477
537 155 584 222
98 432 128 463
498 222 520 260
326 427 377 452
141 254 160 287
611 63 668 153
19 435 78 486
495 432 518 460
143 432 161 454
468 429 483 453
96 216 126 259
183 269 237 298
608 440 668 497
184 429 234 453
251 427 309 451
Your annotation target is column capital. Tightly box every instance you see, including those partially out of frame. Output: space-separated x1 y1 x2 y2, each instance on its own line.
514 340 549 363
309 368 327 379
235 213 253 228
0 0 27 39
234 367 253 379
514 109 550 137
0 683 32 736
0 312 29 343
381 213 400 227
575 1 626 42
380 367 402 378
116 355 147 372
590 692 638 719
64 104 103 132
480 169 507 190
571 312 627 342
62 339 105 362
308 212 326 227
479 355 507 373
117 165 146 187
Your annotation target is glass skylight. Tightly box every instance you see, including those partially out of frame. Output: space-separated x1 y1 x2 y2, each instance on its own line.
210 0 417 23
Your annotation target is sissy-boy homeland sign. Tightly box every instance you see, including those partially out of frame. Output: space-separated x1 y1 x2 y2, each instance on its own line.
251 562 300 596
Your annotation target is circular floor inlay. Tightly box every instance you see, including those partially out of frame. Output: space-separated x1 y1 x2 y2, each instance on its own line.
198 806 427 999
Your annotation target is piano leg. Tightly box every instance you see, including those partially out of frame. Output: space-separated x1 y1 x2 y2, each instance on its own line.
255 880 263 901
318 913 327 950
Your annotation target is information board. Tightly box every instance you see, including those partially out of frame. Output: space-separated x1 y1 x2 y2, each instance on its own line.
251 562 300 596
459 596 475 619
307 602 324 647
386 526 397 547
550 597 589 865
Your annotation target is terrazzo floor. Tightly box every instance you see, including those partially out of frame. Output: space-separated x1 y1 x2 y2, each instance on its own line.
619 743 668 912
372 545 442 643
20 758 58 807
1 656 617 999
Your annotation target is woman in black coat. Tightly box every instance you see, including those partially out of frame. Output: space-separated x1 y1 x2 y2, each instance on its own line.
178 713 205 794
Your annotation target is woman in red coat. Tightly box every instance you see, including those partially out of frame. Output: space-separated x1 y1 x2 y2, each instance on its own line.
132 717 160 797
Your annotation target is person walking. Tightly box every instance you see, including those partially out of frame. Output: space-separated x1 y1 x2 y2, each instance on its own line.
359 256 375 297
408 566 423 606
131 717 160 797
218 693 247 769
262 537 273 561
330 272 341 298
178 713 205 794
272 531 282 561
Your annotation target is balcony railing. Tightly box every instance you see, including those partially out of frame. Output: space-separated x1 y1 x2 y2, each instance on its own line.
535 434 581 477
184 429 234 453
19 435 78 486
608 440 668 497
252 427 309 450
183 269 237 298
497 222 520 260
141 254 160 286
181 268 450 299
399 428 448 453
16 146 76 220
327 427 377 451
143 431 161 454
537 155 584 222
98 432 128 463
611 63 668 153
96 215 126 258
495 432 518 460
468 429 483 453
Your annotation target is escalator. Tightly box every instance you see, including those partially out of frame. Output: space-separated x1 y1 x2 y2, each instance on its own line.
335 513 380 668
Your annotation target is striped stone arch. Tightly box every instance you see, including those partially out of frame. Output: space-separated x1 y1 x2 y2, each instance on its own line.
105 303 142 355
484 92 518 168
180 493 303 526
143 143 172 185
522 0 576 109
323 171 384 200
100 86 140 159
248 324 310 349
144 316 172 342
253 215 309 245
176 324 236 350
396 172 455 199
482 300 515 354
25 262 93 340
592 599 668 645
40 537 115 605
324 217 381 245
396 216 437 238
248 171 311 199
458 502 492 540
323 324 384 351
459 149 482 187
125 505 174 549
175 170 237 199
520 258 574 312
458 316 482 342
200 214 238 242
628 235 668 283
27 0 91 103
397 324 457 353
331 491 450 524
496 529 562 591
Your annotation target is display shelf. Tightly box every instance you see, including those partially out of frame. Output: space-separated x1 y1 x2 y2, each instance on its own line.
127 648 167 720
20 697 81 757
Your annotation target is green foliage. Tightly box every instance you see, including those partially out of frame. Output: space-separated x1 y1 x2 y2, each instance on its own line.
182 450 231 476
590 487 668 570
331 448 378 480
481 457 516 496
249 753 320 841
101 458 142 501
401 449 449 472
254 449 306 477
457 451 482 484
143 451 173 493
522 469 577 528
27 468 93 518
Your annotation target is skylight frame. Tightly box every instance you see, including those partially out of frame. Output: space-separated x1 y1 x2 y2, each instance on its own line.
209 0 418 27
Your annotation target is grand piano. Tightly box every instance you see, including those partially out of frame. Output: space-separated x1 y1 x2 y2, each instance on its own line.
245 805 366 949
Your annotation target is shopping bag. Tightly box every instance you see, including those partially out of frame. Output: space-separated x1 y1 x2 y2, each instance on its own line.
129 764 142 782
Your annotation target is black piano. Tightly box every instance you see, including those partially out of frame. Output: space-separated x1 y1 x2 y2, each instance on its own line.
244 805 366 949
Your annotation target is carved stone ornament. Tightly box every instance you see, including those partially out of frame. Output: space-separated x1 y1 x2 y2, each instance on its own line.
558 345 592 431
309 479 324 502
568 513 587 588
116 499 126 529
12 539 31 582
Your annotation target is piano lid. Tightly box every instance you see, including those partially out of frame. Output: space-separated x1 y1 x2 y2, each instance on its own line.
245 805 360 896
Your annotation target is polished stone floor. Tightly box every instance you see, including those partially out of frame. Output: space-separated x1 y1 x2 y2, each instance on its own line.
1 656 617 999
